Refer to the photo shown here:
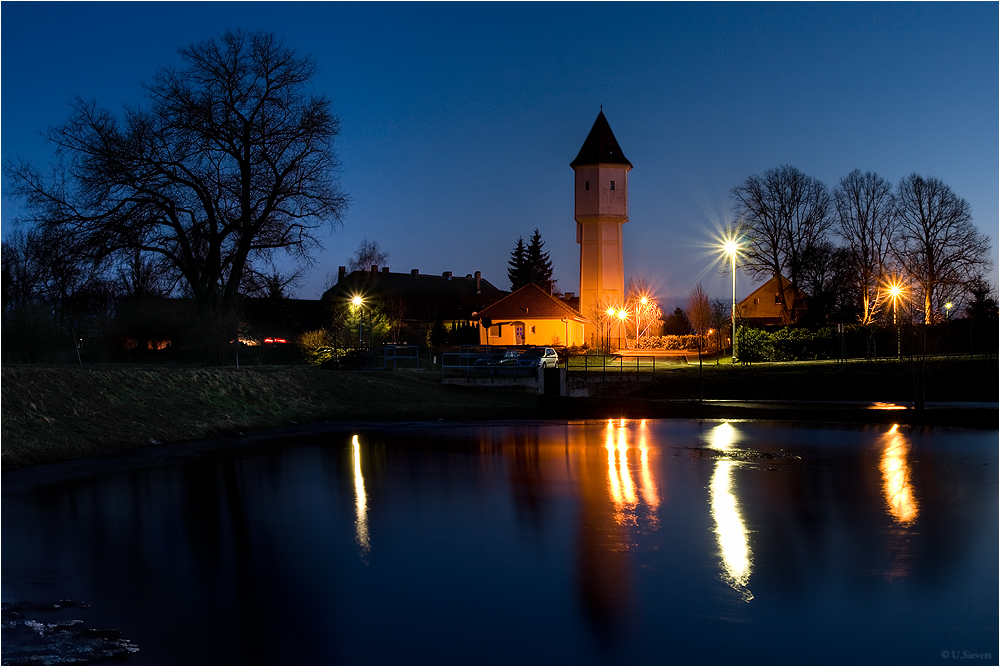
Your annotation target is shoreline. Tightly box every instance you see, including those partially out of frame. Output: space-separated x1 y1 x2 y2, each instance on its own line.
3 361 996 471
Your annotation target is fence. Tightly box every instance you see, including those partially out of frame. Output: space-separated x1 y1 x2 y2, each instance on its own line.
325 345 420 370
440 346 540 381
564 353 662 382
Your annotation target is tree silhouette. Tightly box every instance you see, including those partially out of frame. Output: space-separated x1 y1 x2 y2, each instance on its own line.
892 174 991 324
731 165 832 324
508 229 554 291
5 30 348 362
507 236 529 290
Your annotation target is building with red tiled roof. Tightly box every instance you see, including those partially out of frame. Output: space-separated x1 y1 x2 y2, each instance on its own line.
475 283 588 347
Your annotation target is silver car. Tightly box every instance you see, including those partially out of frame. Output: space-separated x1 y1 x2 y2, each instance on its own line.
516 346 559 369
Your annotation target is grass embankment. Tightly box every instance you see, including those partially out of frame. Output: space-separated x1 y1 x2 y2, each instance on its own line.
636 356 998 402
1 366 538 470
3 358 996 470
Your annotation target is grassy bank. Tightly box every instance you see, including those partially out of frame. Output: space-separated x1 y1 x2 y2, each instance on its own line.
636 356 998 402
1 366 538 470
3 357 995 470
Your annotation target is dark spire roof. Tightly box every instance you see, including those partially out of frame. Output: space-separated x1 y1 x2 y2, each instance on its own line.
570 110 632 169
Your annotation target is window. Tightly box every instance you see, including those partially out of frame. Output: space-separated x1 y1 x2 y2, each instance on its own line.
530 326 536 334
753 298 759 305
585 181 589 191
610 180 616 191
774 293 781 304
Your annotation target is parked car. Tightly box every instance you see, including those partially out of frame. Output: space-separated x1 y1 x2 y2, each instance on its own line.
516 346 559 369
473 348 520 366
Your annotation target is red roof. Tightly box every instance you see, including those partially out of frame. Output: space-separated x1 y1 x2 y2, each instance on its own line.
477 284 587 322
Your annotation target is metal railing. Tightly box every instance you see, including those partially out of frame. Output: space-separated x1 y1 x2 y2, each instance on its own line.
328 345 420 370
441 346 543 381
564 353 661 381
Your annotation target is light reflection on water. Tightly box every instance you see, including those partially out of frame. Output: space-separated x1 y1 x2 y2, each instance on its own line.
706 424 753 601
880 424 919 526
352 434 370 562
1 419 996 665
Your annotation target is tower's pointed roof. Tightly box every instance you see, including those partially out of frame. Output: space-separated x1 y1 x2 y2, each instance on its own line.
570 110 632 169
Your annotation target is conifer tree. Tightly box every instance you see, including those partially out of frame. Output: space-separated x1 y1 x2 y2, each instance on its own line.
507 237 529 290
525 229 554 289
508 229 555 291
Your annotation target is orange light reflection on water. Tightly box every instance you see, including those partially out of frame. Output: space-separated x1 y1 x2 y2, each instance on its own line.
880 425 919 526
604 419 658 524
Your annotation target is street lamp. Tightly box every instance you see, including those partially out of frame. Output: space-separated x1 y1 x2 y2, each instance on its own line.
352 295 365 346
888 283 902 359
605 306 616 352
723 237 741 363
945 302 953 319
617 308 628 350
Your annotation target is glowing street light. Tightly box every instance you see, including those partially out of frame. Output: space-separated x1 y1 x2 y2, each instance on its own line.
945 302 953 319
721 235 742 363
888 281 903 359
351 295 365 346
617 308 628 349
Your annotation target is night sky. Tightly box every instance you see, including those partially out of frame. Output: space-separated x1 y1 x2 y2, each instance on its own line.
2 2 996 308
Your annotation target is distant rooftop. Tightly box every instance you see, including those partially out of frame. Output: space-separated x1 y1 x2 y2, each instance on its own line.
477 283 587 322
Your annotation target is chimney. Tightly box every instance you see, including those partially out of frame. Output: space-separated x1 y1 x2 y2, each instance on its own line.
565 292 575 299
382 267 389 274
442 271 452 280
475 271 481 294
338 266 346 282
371 265 378 274
411 269 419 276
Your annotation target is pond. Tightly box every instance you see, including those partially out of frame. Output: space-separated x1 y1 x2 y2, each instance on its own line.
2 419 997 665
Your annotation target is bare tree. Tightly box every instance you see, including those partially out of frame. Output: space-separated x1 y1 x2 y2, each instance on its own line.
687 283 712 337
731 165 832 324
348 238 389 273
834 169 897 325
5 30 348 361
709 298 729 362
625 276 662 341
893 174 991 323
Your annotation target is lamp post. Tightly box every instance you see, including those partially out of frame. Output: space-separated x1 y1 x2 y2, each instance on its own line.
724 238 739 363
945 302 953 319
605 306 616 353
352 296 364 346
617 308 628 350
889 284 901 359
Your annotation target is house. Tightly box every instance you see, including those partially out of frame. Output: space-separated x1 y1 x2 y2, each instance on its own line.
322 265 505 344
475 283 588 347
738 275 809 326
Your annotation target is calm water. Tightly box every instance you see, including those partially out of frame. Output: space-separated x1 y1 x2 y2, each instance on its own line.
2 419 997 665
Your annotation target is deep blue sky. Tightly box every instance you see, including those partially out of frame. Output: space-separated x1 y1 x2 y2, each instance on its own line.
3 2 997 307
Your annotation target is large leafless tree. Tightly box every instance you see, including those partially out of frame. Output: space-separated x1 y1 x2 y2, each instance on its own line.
731 165 832 324
893 174 991 324
6 30 348 359
833 169 897 325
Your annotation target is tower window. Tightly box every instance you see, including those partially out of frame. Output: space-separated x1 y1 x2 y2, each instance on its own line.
585 181 589 191
610 180 616 191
